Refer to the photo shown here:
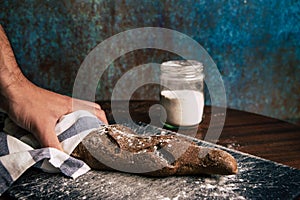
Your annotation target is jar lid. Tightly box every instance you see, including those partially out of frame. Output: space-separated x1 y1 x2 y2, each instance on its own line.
161 60 204 81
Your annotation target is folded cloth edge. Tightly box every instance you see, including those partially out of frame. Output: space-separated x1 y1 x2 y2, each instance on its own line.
0 110 104 195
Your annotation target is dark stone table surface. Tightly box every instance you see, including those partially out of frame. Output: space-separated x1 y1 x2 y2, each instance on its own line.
1 101 300 199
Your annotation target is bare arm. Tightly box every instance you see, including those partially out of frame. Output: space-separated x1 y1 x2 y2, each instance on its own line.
0 25 108 151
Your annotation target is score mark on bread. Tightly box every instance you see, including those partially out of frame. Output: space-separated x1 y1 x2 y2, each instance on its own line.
71 124 238 176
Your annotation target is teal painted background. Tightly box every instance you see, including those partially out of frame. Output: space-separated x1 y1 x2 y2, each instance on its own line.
0 0 299 123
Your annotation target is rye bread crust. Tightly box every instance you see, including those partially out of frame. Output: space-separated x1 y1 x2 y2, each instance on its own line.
71 124 238 176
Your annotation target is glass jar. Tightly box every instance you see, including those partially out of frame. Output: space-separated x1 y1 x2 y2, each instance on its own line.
160 60 205 128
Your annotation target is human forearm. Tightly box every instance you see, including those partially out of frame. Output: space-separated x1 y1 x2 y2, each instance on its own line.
0 24 107 151
0 25 25 97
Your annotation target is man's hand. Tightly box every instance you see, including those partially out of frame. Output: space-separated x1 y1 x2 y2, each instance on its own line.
0 25 108 151
5 78 108 151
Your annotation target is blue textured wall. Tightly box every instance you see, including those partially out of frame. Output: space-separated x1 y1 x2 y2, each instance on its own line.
0 0 299 123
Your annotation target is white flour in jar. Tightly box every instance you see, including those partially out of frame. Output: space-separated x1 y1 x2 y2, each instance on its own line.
160 90 204 127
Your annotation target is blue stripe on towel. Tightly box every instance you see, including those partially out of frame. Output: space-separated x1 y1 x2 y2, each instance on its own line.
0 160 14 194
29 148 50 162
0 132 9 156
60 157 85 175
58 117 103 142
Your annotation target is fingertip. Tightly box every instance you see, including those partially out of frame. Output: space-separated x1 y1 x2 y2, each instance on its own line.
94 103 101 109
42 140 64 152
95 109 109 124
54 145 64 152
102 118 109 125
35 129 64 152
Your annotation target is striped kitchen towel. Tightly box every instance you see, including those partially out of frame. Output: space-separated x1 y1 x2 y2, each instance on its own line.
0 110 104 195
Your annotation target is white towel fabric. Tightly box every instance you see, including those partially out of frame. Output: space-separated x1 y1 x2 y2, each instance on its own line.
0 110 104 195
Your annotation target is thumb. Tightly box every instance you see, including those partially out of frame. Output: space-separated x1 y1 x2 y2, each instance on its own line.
34 128 63 151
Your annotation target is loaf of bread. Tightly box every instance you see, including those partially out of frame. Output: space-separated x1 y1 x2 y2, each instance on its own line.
71 124 238 176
